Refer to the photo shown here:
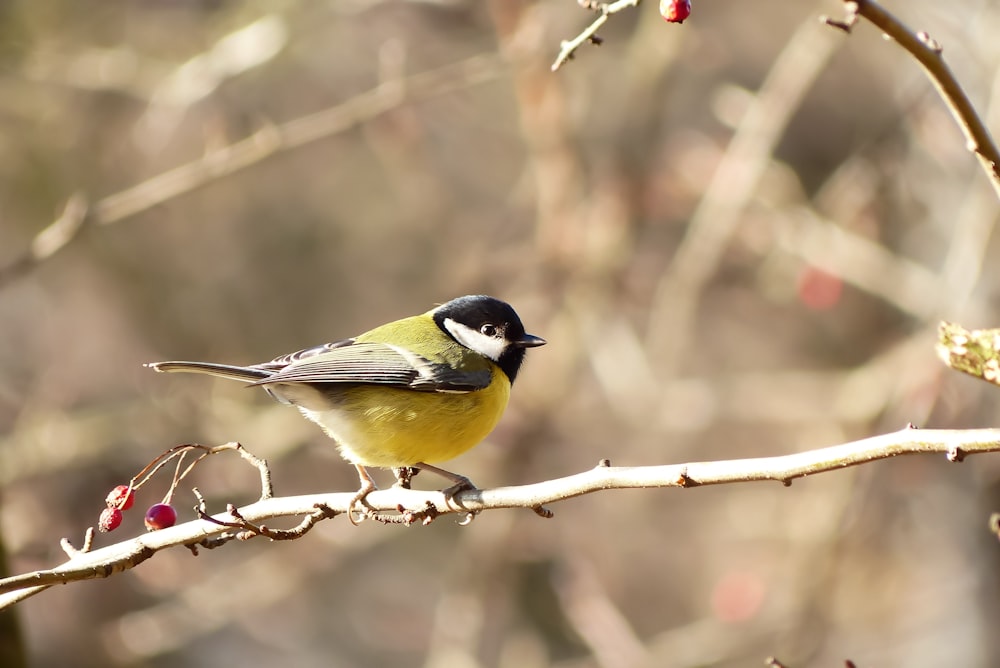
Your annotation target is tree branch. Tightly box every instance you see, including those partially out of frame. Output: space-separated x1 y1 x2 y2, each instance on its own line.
828 0 1000 200
3 426 999 609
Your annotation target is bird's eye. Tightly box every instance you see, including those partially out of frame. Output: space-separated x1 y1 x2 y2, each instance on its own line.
481 324 499 337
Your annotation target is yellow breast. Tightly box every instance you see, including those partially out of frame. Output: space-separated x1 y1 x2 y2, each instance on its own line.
300 369 512 468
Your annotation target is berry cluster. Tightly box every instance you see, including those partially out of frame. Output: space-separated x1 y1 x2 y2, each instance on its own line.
93 443 264 537
98 485 134 532
97 483 177 533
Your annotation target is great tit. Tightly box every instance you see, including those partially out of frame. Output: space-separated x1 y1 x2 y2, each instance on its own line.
147 295 545 511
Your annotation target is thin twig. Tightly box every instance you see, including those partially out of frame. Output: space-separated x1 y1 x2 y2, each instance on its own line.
59 528 95 557
129 442 270 502
197 503 337 541
3 426 1000 608
551 0 640 72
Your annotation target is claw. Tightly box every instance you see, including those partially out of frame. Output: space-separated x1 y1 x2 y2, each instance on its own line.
413 462 477 504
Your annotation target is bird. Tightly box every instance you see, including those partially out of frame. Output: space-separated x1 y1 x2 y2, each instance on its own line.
146 295 545 518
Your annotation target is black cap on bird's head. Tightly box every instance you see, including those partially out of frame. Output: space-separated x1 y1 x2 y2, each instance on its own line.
432 295 545 383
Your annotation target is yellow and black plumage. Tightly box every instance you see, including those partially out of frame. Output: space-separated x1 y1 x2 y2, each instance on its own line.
147 295 545 509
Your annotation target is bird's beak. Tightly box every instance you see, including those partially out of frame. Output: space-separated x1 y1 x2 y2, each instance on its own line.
515 333 547 348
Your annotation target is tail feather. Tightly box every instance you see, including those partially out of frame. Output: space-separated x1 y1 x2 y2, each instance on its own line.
145 361 272 383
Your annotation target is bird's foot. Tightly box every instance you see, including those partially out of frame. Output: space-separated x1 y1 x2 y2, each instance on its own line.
413 462 477 503
349 465 379 525
441 476 477 503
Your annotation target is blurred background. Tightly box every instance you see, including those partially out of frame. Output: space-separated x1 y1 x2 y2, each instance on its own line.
2 0 1000 666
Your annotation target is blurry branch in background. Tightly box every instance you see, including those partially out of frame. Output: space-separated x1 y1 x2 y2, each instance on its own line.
825 0 1000 199
775 209 954 321
0 53 506 289
22 16 287 109
647 14 840 370
769 657 859 668
135 16 288 148
4 426 1000 609
646 0 1000 373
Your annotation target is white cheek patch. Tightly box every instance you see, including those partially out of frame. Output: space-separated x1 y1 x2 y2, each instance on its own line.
444 318 507 361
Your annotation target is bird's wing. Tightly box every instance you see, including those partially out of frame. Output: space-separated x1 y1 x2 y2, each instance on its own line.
250 341 491 393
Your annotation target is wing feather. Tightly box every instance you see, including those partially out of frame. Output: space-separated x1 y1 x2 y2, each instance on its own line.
255 338 356 370
250 341 490 392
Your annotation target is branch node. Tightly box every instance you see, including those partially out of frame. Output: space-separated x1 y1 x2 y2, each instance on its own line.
946 447 966 463
392 466 419 489
916 31 942 53
60 528 95 558
675 468 697 487
367 500 441 526
597 458 612 468
905 422 919 430
822 2 858 33
822 17 853 33
531 505 555 519
27 192 91 266
420 502 442 526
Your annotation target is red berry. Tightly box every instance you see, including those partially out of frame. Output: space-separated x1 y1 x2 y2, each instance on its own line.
106 485 135 511
144 503 178 531
99 507 123 532
660 0 691 23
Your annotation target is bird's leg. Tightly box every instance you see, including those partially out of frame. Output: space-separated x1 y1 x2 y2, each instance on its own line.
392 466 419 489
412 462 477 499
348 465 378 525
